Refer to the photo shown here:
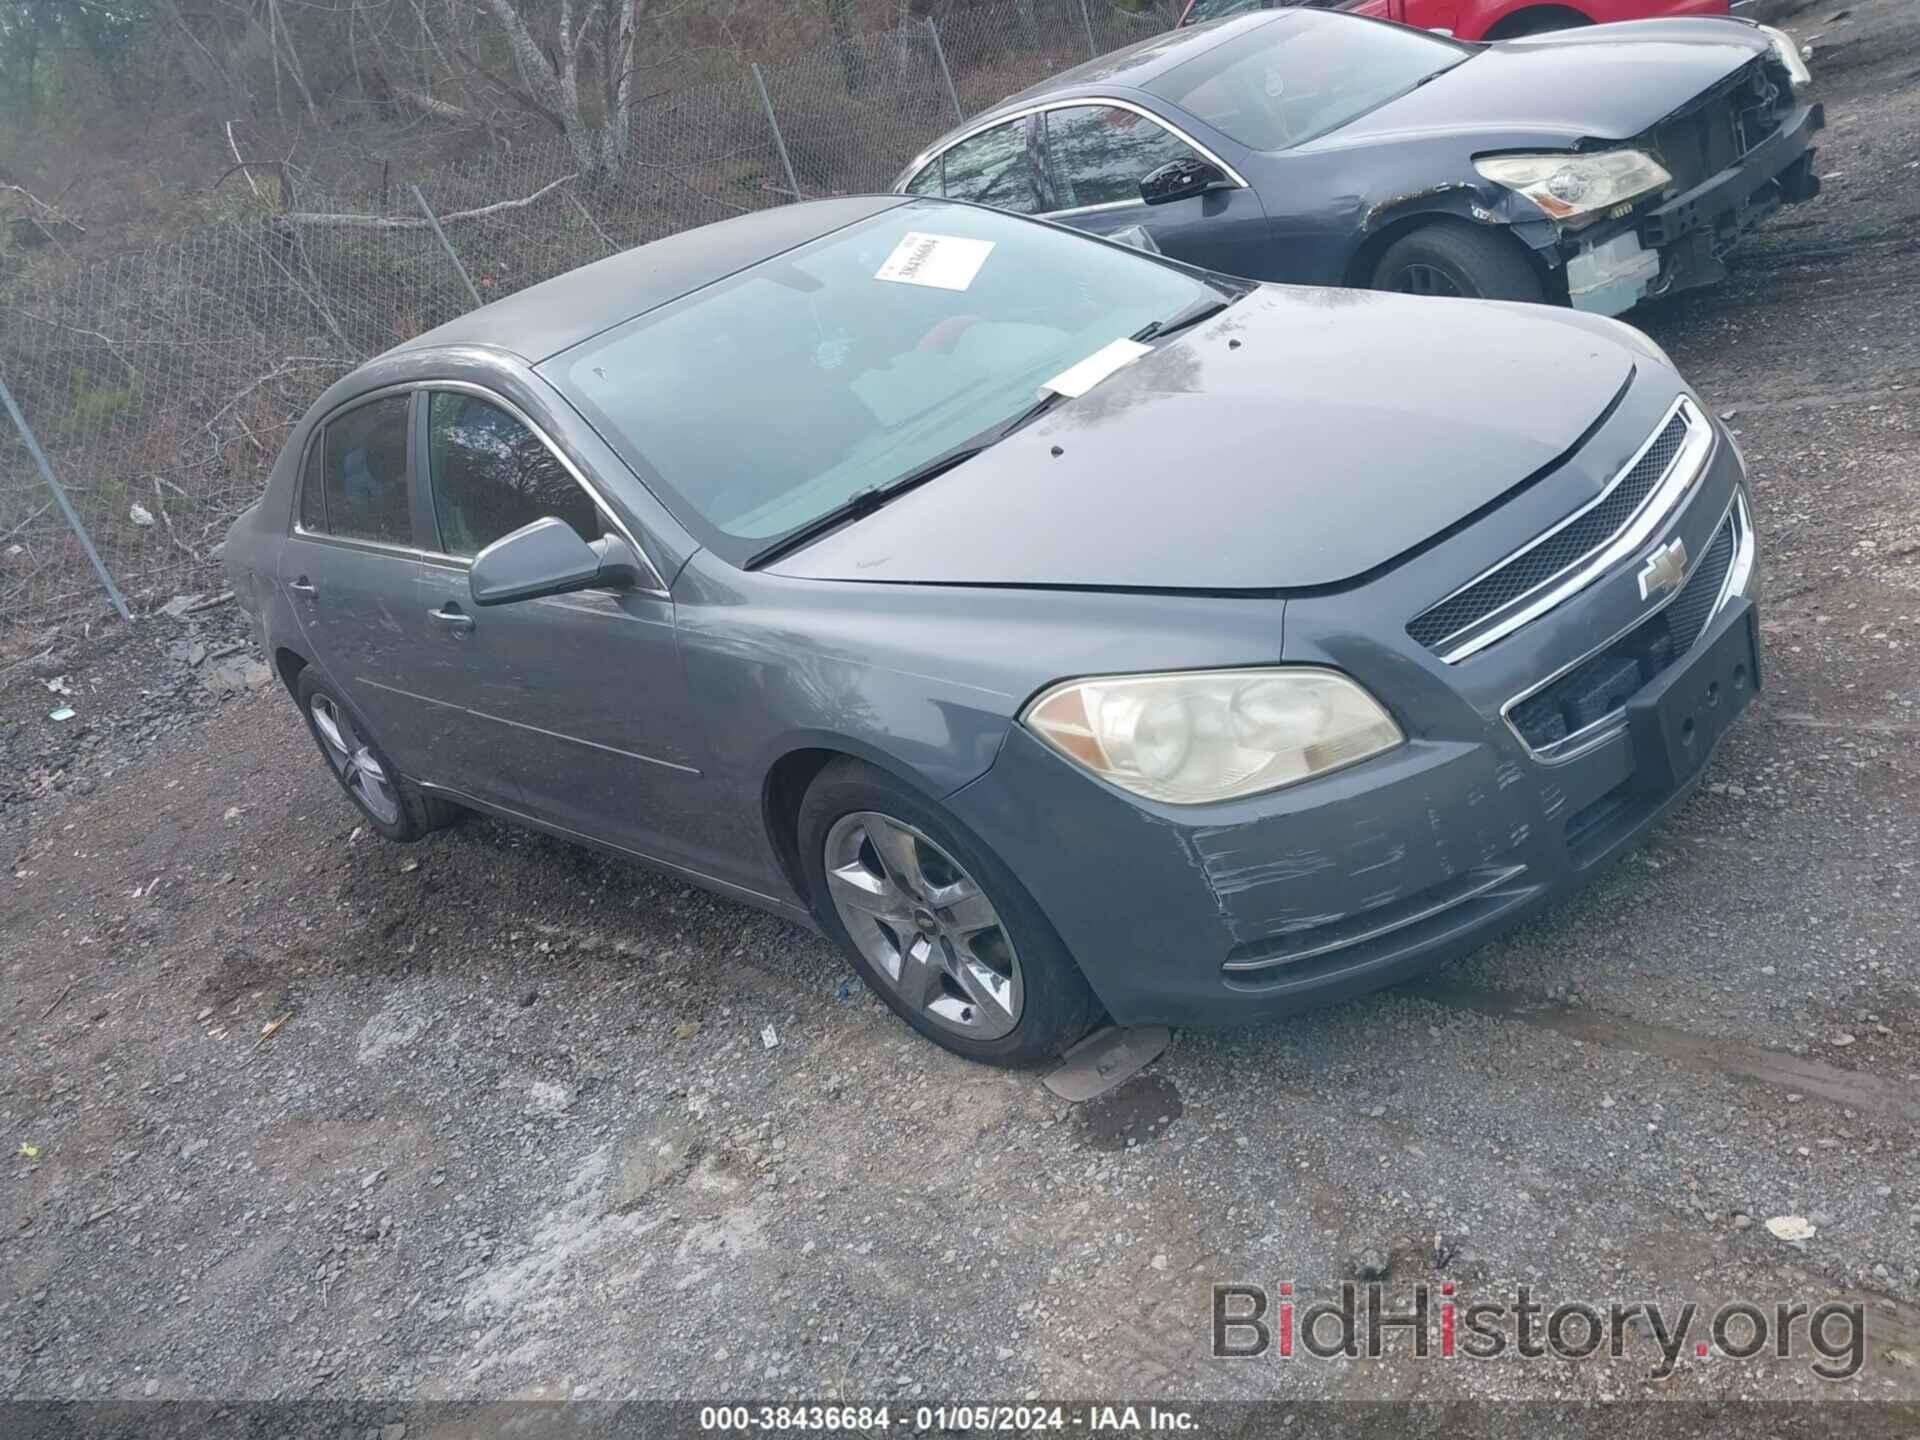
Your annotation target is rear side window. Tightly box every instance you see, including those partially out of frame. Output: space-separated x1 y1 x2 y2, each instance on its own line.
297 432 327 532
902 159 943 196
939 118 1046 214
425 392 604 557
1043 105 1201 210
313 395 414 546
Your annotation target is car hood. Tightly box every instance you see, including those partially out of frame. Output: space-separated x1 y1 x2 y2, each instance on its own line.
1313 19 1774 149
766 286 1637 592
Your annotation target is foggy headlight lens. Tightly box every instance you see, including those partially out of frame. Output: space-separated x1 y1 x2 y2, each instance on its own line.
1023 668 1403 804
1475 150 1671 227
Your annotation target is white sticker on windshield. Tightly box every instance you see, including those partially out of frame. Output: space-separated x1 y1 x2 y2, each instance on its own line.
1040 338 1153 399
874 232 995 291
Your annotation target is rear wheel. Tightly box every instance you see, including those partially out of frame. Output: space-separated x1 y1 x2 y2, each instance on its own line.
1485 7 1593 39
295 669 454 842
798 758 1098 1066
1371 222 1547 305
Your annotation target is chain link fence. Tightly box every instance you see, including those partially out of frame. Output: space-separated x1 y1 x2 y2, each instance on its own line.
0 0 1170 647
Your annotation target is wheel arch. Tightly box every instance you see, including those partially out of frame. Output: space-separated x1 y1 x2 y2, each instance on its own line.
1481 4 1595 40
1343 206 1563 299
760 736 983 906
273 645 311 700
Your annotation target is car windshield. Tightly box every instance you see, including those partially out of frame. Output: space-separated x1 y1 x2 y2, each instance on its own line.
1149 10 1471 151
551 202 1218 567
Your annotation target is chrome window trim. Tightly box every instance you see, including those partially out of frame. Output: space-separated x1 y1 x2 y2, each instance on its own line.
898 96 1251 204
289 379 669 597
1499 489 1751 766
1431 397 1714 665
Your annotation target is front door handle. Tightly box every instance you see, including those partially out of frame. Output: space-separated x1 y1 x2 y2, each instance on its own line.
287 576 316 597
429 603 475 635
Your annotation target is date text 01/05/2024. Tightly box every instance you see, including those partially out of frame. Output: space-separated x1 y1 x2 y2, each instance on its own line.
697 1404 1200 1431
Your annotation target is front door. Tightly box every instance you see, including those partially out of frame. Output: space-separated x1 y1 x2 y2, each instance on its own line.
410 388 714 870
1037 103 1272 278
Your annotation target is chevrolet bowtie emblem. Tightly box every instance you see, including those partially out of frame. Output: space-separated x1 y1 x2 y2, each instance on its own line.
1638 537 1689 601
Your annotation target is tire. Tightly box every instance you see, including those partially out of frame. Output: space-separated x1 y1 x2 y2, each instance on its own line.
797 757 1098 1066
294 668 455 842
1487 9 1593 39
1371 222 1548 305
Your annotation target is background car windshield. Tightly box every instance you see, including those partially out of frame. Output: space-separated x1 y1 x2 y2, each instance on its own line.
552 202 1211 565
1149 11 1469 151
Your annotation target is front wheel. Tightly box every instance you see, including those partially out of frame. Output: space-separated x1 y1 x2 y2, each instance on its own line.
1371 222 1547 305
798 758 1098 1066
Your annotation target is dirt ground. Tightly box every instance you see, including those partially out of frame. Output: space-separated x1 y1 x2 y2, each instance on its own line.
4 0 1920 1410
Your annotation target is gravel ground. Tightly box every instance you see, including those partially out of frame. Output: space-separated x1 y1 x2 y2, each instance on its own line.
4 0 1919 1409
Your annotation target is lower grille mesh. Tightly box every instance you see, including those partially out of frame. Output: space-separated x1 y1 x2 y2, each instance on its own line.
1508 511 1738 752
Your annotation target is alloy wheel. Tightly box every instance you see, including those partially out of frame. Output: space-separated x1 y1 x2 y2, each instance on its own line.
309 694 402 827
1391 263 1470 298
823 811 1024 1040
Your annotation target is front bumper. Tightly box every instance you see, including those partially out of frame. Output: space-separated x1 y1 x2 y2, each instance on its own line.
948 396 1758 1028
1544 99 1824 315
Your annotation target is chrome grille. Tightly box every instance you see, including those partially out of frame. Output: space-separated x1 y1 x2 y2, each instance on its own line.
1506 499 1745 757
1409 399 1710 662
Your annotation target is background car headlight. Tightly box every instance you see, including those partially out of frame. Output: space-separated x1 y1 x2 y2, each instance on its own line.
1023 668 1403 804
1475 151 1672 227
1757 24 1813 90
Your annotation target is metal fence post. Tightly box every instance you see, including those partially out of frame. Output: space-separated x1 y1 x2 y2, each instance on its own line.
927 17 964 122
752 63 804 201
1078 0 1098 58
411 184 484 309
0 372 132 622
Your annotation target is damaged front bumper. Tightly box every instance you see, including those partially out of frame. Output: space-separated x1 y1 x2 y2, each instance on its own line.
1531 99 1825 316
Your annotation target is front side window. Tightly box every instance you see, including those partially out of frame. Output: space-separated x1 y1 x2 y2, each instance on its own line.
1149 9 1469 151
316 395 413 546
551 201 1222 567
938 119 1046 214
426 392 604 557
1043 105 1202 210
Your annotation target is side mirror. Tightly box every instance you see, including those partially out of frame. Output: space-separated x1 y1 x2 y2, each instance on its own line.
1139 157 1231 207
469 517 643 606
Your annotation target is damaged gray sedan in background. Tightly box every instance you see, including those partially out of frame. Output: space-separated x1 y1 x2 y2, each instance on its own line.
895 9 1820 312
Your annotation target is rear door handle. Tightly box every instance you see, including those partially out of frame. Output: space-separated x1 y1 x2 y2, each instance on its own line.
429 604 475 634
287 576 316 597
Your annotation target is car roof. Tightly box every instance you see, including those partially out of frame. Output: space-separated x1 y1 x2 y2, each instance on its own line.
389 194 911 364
988 9 1289 115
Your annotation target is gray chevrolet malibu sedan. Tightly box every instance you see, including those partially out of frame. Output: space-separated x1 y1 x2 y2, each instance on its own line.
225 194 1759 1065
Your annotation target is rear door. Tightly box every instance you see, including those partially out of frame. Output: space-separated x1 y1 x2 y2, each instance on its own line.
277 391 444 784
1036 102 1271 277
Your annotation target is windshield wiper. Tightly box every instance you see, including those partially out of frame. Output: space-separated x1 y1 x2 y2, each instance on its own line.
743 440 992 570
1132 293 1233 344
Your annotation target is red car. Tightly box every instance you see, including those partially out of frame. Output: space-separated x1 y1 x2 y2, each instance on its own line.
1178 0 1730 42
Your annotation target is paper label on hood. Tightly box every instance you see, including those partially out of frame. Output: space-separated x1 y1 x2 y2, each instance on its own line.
874 232 995 291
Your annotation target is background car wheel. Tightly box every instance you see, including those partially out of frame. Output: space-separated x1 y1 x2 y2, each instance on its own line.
798 758 1099 1066
1372 222 1547 304
295 669 455 842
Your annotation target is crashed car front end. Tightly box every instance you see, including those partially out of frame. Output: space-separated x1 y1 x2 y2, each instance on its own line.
1487 38 1822 314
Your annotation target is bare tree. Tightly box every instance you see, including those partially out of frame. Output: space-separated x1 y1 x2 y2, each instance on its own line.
475 0 647 178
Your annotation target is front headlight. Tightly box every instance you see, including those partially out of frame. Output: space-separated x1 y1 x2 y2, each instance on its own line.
1757 24 1812 90
1022 667 1403 805
1475 150 1671 227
